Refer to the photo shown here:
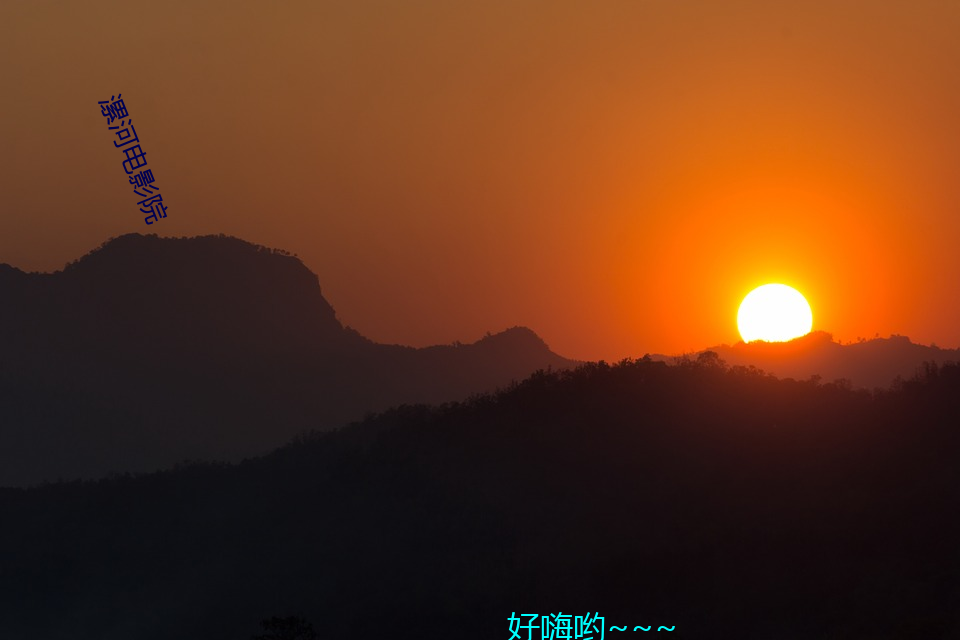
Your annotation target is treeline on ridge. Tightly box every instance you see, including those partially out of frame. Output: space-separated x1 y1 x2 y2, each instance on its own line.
0 355 958 639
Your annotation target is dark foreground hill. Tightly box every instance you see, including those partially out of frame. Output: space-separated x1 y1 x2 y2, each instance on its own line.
0 355 957 640
0 233 574 486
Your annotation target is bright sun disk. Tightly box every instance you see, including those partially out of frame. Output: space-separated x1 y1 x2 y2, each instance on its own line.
737 284 813 343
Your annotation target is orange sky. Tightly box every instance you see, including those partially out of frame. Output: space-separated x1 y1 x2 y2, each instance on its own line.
3 0 960 361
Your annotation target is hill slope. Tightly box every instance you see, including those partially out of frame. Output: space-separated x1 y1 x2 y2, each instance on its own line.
0 233 575 485
0 357 957 639
659 331 960 389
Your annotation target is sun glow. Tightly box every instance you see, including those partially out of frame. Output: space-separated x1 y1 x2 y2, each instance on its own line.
737 284 813 343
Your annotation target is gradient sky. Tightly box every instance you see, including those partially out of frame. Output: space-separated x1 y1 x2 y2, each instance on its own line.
3 0 960 361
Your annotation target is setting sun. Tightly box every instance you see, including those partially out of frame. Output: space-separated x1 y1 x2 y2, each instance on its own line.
737 284 813 343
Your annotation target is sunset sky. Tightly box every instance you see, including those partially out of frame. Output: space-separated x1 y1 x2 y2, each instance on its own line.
3 0 960 361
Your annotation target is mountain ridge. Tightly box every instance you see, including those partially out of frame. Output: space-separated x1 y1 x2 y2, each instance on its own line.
1 356 956 639
647 330 960 390
0 233 575 486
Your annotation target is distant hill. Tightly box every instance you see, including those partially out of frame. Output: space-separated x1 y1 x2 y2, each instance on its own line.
0 233 575 486
0 357 957 639
652 331 960 390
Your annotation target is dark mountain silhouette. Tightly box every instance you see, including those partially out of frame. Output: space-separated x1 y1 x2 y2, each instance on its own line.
652 331 960 390
0 233 575 486
0 357 957 639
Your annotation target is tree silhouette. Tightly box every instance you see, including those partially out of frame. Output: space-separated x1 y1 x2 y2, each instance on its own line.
2 357 960 638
